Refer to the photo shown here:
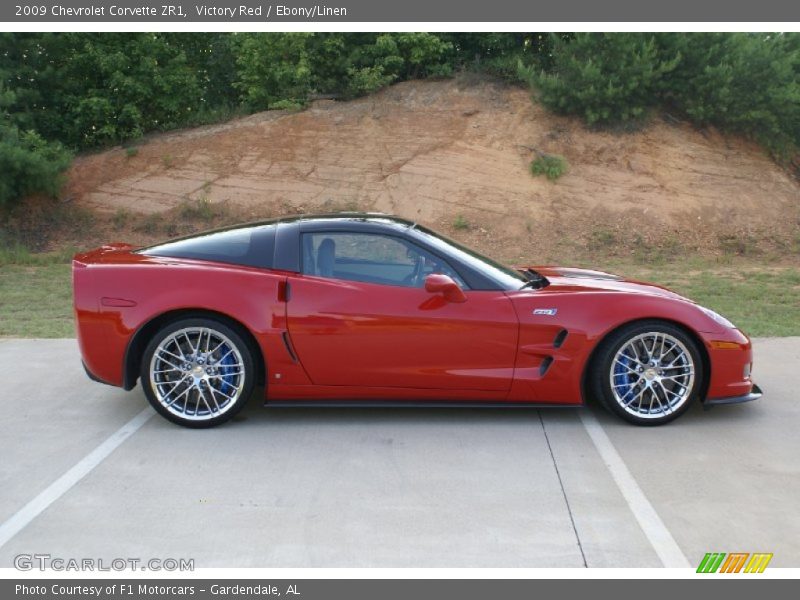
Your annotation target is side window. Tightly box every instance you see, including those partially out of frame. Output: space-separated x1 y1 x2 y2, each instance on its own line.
141 224 276 269
301 232 467 288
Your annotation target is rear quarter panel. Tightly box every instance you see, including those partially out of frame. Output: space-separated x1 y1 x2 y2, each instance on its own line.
74 253 308 389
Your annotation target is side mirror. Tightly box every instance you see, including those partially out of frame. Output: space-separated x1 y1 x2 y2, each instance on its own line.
424 273 467 303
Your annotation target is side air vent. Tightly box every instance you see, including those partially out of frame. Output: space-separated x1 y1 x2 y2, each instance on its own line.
282 331 298 363
553 329 568 349
539 356 554 376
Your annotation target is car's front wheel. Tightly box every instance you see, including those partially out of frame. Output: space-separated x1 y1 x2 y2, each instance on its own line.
589 321 703 425
140 318 255 428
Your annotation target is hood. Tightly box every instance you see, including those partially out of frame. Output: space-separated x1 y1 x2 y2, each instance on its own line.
524 266 689 301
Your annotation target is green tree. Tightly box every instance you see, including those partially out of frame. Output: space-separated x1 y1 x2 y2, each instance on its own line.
531 33 679 125
234 33 313 110
445 33 564 82
1 31 797 166
658 32 800 156
164 33 239 108
305 33 453 98
0 33 202 147
0 84 71 208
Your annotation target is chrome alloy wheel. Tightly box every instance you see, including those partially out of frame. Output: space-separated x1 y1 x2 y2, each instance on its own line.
609 332 695 419
148 326 245 421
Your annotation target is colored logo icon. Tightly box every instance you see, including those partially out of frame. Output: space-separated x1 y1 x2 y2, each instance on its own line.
697 552 773 573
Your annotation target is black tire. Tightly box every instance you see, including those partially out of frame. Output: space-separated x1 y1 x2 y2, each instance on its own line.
140 317 256 428
588 320 704 426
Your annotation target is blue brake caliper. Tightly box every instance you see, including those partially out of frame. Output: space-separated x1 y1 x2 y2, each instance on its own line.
613 354 634 402
218 343 236 397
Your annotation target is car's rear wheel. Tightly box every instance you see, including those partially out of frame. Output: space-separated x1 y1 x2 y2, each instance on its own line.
140 318 255 428
589 320 703 425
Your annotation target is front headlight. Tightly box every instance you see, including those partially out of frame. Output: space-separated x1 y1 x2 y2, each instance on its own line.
699 306 735 329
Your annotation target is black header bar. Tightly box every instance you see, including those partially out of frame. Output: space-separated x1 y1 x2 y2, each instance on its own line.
3 0 800 23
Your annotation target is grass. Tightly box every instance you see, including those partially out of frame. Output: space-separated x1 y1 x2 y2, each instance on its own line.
718 233 760 257
112 208 130 230
607 262 800 337
0 262 73 338
453 214 470 231
132 213 162 235
530 154 568 180
589 228 616 249
269 99 305 112
0 243 77 266
178 197 222 222
0 200 96 253
0 250 797 338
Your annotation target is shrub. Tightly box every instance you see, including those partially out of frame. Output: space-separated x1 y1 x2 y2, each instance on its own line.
589 228 617 249
0 126 72 209
344 65 396 97
234 33 313 110
449 33 567 84
453 215 470 230
133 213 162 235
656 32 800 158
2 33 205 149
112 208 130 230
1 32 796 166
531 34 679 126
526 32 800 157
269 99 305 112
310 33 453 99
391 33 453 79
530 154 568 180
177 197 227 223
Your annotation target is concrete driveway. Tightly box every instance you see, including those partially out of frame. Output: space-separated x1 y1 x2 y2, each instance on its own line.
0 338 797 568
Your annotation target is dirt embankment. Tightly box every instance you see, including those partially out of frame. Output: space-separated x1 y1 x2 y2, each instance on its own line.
63 78 799 263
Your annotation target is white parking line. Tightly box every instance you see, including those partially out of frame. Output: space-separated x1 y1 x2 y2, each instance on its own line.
579 411 690 568
0 407 154 550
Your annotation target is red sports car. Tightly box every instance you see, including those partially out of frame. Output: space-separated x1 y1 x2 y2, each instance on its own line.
73 213 761 428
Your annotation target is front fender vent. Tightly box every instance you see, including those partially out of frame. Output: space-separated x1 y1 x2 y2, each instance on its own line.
540 356 554 376
553 329 568 349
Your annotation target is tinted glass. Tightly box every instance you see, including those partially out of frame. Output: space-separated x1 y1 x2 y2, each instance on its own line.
140 224 276 269
409 225 528 288
301 232 467 288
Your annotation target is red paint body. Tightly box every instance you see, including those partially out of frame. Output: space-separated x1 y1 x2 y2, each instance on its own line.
73 240 756 407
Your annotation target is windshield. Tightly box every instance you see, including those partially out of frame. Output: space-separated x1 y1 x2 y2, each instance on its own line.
410 224 529 289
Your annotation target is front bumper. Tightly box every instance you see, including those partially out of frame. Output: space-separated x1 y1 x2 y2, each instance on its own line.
705 383 763 407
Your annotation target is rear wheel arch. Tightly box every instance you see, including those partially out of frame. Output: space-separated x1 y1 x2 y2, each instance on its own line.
580 317 711 406
123 309 266 391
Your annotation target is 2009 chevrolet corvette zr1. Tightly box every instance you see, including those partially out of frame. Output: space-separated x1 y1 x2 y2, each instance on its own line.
73 214 762 428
